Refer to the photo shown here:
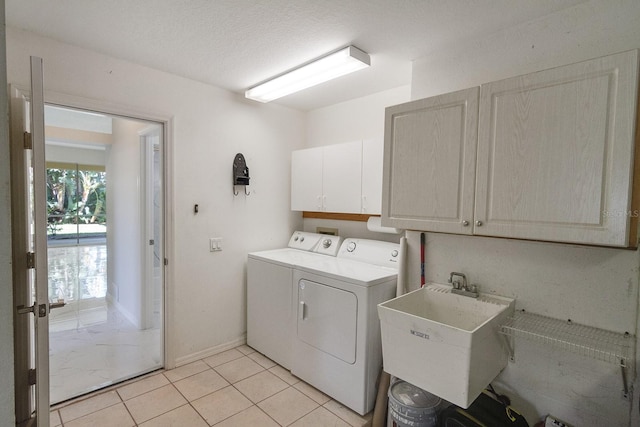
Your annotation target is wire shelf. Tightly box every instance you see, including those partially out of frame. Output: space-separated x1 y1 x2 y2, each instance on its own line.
500 310 635 367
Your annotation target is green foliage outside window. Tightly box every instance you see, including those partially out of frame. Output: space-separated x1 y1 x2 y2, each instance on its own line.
46 166 106 237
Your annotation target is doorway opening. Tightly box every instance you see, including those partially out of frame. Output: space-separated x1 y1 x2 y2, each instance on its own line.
44 104 164 404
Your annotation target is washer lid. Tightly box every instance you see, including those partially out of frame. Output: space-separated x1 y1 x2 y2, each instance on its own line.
249 248 327 268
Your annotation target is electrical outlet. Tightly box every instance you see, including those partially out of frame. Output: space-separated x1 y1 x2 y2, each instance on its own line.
210 237 223 252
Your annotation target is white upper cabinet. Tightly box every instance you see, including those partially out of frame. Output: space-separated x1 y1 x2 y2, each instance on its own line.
322 141 362 213
382 50 640 247
382 87 479 234
361 139 384 214
291 141 363 214
291 146 324 211
475 50 639 247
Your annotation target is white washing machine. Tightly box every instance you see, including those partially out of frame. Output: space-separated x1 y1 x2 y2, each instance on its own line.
291 238 400 415
247 231 342 369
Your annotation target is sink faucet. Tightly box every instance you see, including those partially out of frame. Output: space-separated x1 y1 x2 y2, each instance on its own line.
448 272 479 298
448 272 466 289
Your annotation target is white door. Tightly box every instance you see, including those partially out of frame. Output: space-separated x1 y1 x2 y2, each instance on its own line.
11 57 51 426
382 87 479 233
361 138 383 214
296 279 357 364
291 146 323 211
322 141 363 214
475 50 639 246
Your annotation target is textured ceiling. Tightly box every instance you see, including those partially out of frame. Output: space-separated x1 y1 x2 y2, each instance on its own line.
5 0 585 111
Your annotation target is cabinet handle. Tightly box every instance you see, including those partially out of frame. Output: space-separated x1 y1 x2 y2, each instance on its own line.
322 195 327 211
299 301 306 320
462 220 469 226
476 220 483 226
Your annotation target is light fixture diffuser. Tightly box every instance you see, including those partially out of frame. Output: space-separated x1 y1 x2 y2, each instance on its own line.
245 46 370 103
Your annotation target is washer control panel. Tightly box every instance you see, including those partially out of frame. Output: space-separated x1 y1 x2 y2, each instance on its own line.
287 231 342 256
314 234 342 256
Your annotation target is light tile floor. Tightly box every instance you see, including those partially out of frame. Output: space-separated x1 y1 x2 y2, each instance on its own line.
50 345 372 427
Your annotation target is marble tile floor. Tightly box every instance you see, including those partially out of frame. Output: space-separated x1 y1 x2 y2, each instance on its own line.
50 300 162 404
48 243 162 404
50 344 372 427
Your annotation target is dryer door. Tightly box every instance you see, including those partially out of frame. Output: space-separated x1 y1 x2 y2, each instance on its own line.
297 279 357 364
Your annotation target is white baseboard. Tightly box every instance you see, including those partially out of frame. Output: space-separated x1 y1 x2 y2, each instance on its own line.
105 293 141 329
174 334 247 367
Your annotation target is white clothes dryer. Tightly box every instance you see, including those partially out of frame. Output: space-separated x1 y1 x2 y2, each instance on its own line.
291 238 400 415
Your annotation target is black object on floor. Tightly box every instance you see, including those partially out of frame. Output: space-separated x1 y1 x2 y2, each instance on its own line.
439 390 529 427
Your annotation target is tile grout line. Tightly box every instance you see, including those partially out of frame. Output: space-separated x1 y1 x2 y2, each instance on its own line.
182 352 289 426
164 371 212 426
200 349 247 371
52 345 369 427
208 357 271 425
229 379 290 426
282 399 319 427
226 369 326 427
117 389 139 427
141 382 189 424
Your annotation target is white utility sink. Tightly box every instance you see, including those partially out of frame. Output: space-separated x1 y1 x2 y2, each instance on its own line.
378 284 515 408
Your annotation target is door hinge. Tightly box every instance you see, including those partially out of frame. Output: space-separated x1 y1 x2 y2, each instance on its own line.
164 258 168 266
23 132 32 150
28 369 36 385
26 252 35 269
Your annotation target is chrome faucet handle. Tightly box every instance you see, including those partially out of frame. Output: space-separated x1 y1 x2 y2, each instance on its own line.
448 272 467 288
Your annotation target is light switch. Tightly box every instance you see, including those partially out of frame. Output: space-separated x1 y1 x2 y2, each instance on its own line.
210 237 223 252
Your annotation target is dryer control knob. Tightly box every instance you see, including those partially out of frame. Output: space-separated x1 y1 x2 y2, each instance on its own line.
300 236 305 242
347 241 356 252
322 239 332 249
391 250 399 258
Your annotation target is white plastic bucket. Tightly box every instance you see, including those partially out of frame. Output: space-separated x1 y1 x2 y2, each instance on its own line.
387 380 441 427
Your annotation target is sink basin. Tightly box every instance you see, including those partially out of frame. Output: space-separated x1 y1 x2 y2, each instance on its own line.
378 284 514 408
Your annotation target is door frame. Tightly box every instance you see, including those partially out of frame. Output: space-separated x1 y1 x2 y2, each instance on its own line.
11 85 177 371
139 126 162 331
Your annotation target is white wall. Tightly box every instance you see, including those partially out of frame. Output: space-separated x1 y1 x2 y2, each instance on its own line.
45 144 107 166
106 118 148 327
411 0 640 100
407 1 640 426
5 27 305 364
303 86 410 239
0 0 15 423
306 85 410 148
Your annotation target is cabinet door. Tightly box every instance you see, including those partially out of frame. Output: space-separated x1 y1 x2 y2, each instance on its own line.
323 141 362 213
382 87 479 233
475 50 639 246
362 138 383 214
291 146 323 211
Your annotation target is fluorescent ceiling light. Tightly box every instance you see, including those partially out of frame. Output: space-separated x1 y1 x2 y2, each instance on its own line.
245 46 370 103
